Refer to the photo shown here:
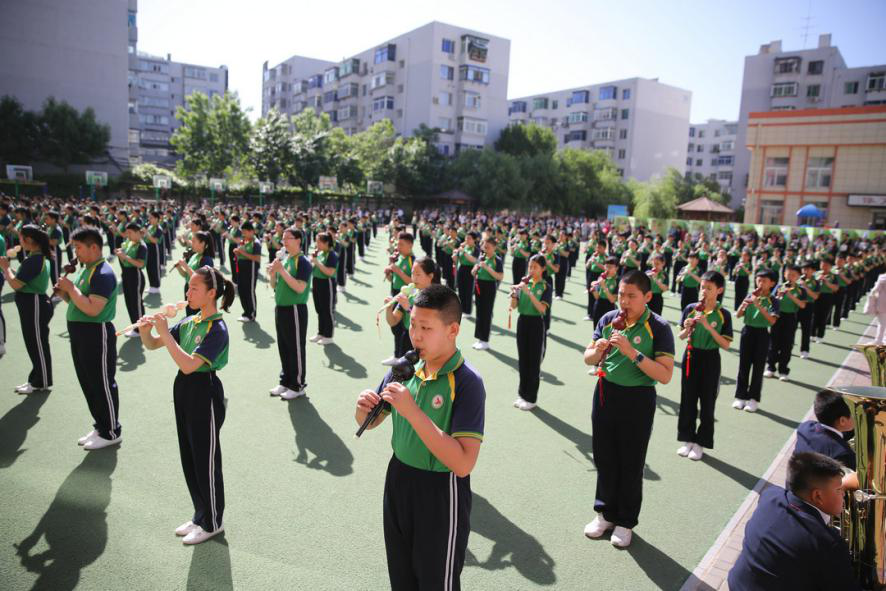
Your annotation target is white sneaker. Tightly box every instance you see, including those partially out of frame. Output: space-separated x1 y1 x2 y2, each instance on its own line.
800 351 810 359
472 341 484 350
380 356 398 366
813 337 822 343
336 286 345 293
0 342 5 358
610 526 633 548
237 316 251 322
83 434 122 450
732 399 746 410
182 525 224 545
744 400 759 413
473 341 490 351
516 399 537 411
316 337 334 345
583 315 592 321
148 287 161 294
280 388 306 400
269 385 287 396
677 444 691 457
513 397 524 408
15 383 35 394
763 370 775 378
554 295 563 301
778 373 789 381
125 330 139 338
584 515 614 539
175 521 196 536
309 334 321 343
687 443 704 461
78 430 98 446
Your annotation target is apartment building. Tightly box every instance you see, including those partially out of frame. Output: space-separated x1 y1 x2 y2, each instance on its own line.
686 119 738 193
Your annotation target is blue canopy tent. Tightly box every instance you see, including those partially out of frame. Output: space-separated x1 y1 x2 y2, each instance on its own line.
796 203 825 226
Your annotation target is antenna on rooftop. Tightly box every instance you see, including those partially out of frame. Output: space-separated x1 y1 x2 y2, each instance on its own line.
800 0 814 48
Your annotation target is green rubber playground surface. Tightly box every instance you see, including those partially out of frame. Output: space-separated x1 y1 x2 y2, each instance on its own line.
0 233 868 590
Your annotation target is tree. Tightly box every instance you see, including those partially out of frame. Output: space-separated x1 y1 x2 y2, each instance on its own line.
0 95 40 165
288 108 336 191
247 108 293 184
171 91 251 179
630 175 679 219
449 149 526 208
494 123 557 158
37 97 110 172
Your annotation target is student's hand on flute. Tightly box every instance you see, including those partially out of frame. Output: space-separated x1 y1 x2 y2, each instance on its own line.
0 257 10 271
609 333 633 356
356 389 382 415
381 382 416 415
55 276 74 294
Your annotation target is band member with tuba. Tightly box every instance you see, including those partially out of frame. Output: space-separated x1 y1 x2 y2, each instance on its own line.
355 284 486 591
511 254 551 411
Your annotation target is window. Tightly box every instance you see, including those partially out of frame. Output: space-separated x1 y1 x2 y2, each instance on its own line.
592 128 615 141
618 149 626 159
184 66 207 80
696 159 702 166
138 79 169 92
570 90 590 105
718 171 733 183
440 65 454 81
140 96 170 108
564 130 587 142
593 107 618 121
337 105 357 121
371 72 393 89
567 111 588 124
438 92 452 106
598 85 617 100
867 72 886 92
435 144 451 156
464 92 481 109
128 10 136 27
128 44 136 54
697 145 703 153
711 158 718 166
128 129 139 144
807 84 821 98
764 157 789 187
845 81 860 94
689 128 696 138
325 110 337 122
771 82 799 97
461 35 489 62
308 75 322 89
339 59 360 77
552 100 559 109
459 65 490 84
619 129 628 140
441 38 455 54
457 117 488 135
138 114 169 125
374 44 396 64
621 108 629 120
532 97 549 110
323 68 338 84
622 89 631 100
774 57 801 74
509 101 526 114
141 130 170 143
759 200 783 225
337 83 358 99
128 100 137 114
437 117 452 132
720 140 734 152
371 96 394 112
808 60 824 75
806 157 834 188
323 91 336 104
209 72 219 83
698 130 705 138
687 157 693 166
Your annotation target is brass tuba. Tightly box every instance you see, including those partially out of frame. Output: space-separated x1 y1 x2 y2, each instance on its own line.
830 343 886 589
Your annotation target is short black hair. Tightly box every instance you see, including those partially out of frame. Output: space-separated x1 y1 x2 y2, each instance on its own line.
701 270 725 289
604 256 618 266
71 226 104 248
755 267 778 282
412 284 461 326
284 227 304 245
241 221 255 231
814 390 851 427
786 451 844 496
397 231 414 244
784 263 801 273
620 269 651 294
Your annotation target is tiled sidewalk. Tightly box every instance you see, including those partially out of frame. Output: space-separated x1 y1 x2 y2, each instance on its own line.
680 321 876 591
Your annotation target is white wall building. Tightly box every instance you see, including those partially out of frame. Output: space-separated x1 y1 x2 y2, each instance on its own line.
508 78 691 181
733 33 886 207
686 119 738 194
262 21 511 155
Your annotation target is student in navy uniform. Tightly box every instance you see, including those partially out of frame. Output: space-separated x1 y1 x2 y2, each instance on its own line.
138 265 234 546
385 256 440 360
174 231 214 317
309 232 338 345
116 222 147 337
44 211 64 286
591 257 618 329
0 224 53 394
728 452 861 591
677 271 733 461
765 263 806 380
453 232 480 316
0 231 6 358
733 268 779 413
471 236 504 351
233 221 261 322
268 228 313 401
355 284 485 591
145 211 164 294
382 232 415 365
55 226 123 450
583 270 675 548
795 390 856 470
510 254 552 411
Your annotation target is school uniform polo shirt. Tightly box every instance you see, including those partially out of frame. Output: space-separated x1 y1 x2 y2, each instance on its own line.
171 311 229 372
67 259 117 323
592 307 675 387
778 284 805 314
119 240 146 268
816 270 837 294
649 270 668 294
596 275 618 300
681 302 733 350
237 238 260 262
682 266 701 288
392 254 414 291
744 295 779 328
457 246 479 267
377 349 485 473
476 255 503 282
16 254 50 295
517 279 552 316
395 292 417 330
312 250 338 278
587 253 606 273
275 254 312 306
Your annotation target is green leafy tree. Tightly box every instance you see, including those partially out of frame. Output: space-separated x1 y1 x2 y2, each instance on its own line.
449 149 527 208
37 97 110 172
171 91 251 180
0 95 40 165
247 108 293 184
494 123 557 158
288 108 336 190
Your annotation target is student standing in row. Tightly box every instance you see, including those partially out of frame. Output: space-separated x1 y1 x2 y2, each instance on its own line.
117 223 147 337
174 232 214 317
511 254 552 411
234 222 261 322
386 256 440 360
765 264 806 380
309 232 338 345
733 269 779 413
472 237 504 351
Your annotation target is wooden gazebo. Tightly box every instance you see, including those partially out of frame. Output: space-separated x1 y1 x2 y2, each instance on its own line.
677 196 735 222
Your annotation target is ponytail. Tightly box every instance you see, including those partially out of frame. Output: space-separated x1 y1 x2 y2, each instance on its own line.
196 266 236 312
20 224 52 258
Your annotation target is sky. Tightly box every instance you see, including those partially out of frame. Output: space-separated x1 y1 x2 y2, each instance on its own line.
136 0 886 123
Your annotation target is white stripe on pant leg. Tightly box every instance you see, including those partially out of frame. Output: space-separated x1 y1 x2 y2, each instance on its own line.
327 278 335 335
445 472 457 591
293 306 303 388
137 271 144 318
33 295 48 387
100 325 117 438
209 398 218 531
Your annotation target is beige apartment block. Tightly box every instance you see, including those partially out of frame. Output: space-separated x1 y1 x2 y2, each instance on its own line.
744 105 886 228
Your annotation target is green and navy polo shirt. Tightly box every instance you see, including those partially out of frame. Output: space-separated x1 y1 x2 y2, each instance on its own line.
171 311 229 372
392 253 414 291
681 266 701 289
477 255 503 282
15 253 50 295
275 253 313 306
777 283 805 314
377 349 485 473
119 240 146 269
743 294 779 328
517 278 552 317
592 307 675 387
67 259 117 323
649 269 668 295
312 249 338 278
681 302 733 350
